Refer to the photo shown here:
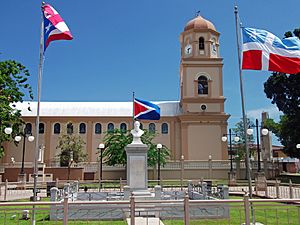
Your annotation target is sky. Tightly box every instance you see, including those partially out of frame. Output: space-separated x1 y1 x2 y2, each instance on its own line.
1 0 299 144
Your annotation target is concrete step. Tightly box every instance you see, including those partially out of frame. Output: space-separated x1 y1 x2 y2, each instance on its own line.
127 217 164 225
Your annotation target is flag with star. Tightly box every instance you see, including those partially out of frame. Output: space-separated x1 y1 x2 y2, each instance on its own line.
42 3 73 52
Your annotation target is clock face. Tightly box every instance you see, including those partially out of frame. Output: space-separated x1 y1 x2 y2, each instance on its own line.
211 43 217 56
184 44 192 55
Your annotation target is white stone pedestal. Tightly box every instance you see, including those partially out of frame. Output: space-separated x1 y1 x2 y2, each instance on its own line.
255 172 267 192
125 143 149 192
228 171 236 186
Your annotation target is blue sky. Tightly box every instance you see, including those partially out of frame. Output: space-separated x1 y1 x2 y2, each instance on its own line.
1 0 298 143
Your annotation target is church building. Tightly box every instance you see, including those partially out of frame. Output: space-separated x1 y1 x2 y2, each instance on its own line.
2 15 230 166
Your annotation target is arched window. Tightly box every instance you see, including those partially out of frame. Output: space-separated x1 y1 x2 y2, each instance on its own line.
25 123 32 134
54 123 60 134
95 123 102 134
120 123 127 133
67 123 73 134
139 123 143 130
39 123 45 134
149 123 156 133
199 37 205 50
79 123 86 134
107 123 114 133
198 76 208 95
161 123 168 134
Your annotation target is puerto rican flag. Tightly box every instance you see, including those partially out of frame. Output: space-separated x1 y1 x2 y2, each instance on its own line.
242 28 300 74
42 3 73 52
134 98 160 120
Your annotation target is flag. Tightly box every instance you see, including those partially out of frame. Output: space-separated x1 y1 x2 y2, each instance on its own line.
134 98 160 120
42 3 73 51
242 27 300 74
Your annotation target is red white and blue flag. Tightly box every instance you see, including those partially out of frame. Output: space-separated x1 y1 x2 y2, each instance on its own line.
134 98 160 120
42 3 73 52
242 28 300 74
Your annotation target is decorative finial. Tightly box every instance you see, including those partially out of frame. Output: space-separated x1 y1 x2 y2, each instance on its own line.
196 11 201 17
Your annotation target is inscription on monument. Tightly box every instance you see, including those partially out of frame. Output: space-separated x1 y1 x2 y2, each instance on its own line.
129 156 146 188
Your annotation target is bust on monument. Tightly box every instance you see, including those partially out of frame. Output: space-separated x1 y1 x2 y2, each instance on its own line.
131 121 144 144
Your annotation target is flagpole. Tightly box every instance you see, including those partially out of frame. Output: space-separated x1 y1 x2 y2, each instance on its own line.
32 3 45 225
234 5 255 224
132 92 135 128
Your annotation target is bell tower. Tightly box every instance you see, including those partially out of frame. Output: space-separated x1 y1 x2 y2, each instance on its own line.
179 14 229 160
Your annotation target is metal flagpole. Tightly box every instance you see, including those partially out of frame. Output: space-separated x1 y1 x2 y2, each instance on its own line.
234 5 255 224
132 92 135 129
32 3 45 225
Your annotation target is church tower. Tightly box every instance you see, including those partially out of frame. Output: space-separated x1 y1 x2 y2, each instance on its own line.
179 15 229 160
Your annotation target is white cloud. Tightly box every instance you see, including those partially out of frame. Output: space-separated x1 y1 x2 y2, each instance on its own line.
247 105 283 122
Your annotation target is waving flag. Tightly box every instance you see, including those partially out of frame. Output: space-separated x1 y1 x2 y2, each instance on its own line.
42 3 73 51
242 28 300 74
134 98 160 120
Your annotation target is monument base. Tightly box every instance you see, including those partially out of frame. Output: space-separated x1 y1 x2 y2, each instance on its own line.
255 172 267 192
125 143 149 192
228 171 236 186
17 173 27 190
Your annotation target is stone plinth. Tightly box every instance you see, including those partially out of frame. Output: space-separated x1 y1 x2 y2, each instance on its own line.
255 172 267 191
125 143 149 191
17 173 26 183
228 171 236 186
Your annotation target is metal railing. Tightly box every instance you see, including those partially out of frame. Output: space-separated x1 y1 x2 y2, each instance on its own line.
0 195 300 224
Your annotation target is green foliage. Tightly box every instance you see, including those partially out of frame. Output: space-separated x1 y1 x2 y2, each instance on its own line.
232 118 255 160
264 116 300 158
264 73 300 116
263 28 300 157
0 60 33 158
102 128 170 167
56 132 87 167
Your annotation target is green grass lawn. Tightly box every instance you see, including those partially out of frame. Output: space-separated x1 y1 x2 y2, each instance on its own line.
0 196 299 224
163 200 300 225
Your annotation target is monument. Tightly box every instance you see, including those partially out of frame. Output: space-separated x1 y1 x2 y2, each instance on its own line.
125 121 150 195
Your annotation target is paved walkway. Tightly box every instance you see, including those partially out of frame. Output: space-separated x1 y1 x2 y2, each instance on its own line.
229 185 300 199
127 217 164 225
1 185 300 201
0 185 46 201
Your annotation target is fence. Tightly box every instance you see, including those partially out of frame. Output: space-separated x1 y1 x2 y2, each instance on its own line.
0 160 279 181
0 195 300 224
2 178 300 201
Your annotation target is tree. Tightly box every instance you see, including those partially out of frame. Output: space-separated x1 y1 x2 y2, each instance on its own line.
102 128 170 167
0 60 33 158
56 132 87 167
263 28 300 157
232 118 255 160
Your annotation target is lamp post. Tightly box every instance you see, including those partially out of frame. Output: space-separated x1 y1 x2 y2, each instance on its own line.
180 155 184 190
222 129 240 171
247 119 269 172
14 129 35 176
98 143 105 190
67 151 74 180
157 143 162 185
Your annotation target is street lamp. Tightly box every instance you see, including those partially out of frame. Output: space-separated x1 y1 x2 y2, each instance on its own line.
14 129 35 176
98 143 105 190
67 151 74 180
4 127 13 135
180 155 184 190
221 129 240 171
296 144 300 149
157 143 162 185
247 119 269 172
